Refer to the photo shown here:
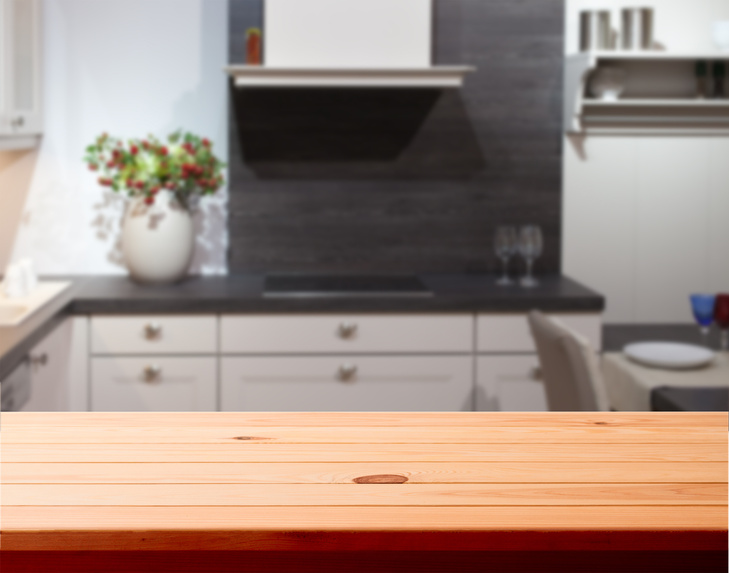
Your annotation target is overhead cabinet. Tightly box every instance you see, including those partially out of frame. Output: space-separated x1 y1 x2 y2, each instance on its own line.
0 0 42 149
226 0 475 89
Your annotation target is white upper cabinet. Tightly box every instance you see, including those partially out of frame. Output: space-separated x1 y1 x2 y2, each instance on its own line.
0 0 42 148
265 0 432 68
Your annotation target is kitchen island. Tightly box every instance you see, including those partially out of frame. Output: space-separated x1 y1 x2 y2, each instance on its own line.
1 411 726 572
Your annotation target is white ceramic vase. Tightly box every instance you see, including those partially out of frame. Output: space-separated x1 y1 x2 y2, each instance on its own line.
121 191 195 285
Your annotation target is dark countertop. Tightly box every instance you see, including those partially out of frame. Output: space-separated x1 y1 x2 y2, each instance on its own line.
4 274 725 384
0 280 82 383
2 273 723 386
0 273 603 380
67 273 605 314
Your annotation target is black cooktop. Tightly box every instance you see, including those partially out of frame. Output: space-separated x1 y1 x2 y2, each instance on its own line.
263 275 433 298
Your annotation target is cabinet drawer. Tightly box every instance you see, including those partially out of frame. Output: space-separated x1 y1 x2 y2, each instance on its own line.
476 355 547 412
477 313 602 353
91 316 217 355
221 314 473 354
221 356 473 412
91 357 217 411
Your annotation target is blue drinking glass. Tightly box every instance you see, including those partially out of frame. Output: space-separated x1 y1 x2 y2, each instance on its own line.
690 294 716 346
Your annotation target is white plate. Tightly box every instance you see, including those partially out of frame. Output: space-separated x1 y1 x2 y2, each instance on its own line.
623 342 715 370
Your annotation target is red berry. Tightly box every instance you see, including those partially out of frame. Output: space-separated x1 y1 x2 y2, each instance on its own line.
106 161 115 169
144 197 154 206
89 164 98 171
159 146 168 156
135 181 145 190
142 141 149 149
130 145 139 155
98 177 112 186
202 138 210 148
165 182 175 189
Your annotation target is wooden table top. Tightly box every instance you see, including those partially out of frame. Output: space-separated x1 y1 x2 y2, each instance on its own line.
1 412 727 572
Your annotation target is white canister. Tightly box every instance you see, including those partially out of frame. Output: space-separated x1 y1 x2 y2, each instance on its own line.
121 191 195 285
2 265 25 298
580 10 612 51
622 8 654 50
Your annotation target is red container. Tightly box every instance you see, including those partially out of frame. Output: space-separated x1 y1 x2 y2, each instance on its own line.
246 28 262 65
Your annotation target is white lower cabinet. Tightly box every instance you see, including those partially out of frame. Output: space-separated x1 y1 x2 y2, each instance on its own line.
476 355 548 412
221 356 473 412
91 357 217 411
79 311 601 412
21 317 88 412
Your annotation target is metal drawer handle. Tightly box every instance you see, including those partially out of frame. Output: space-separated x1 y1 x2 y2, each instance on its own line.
29 353 48 369
338 364 358 381
338 322 358 339
144 323 163 339
143 365 162 382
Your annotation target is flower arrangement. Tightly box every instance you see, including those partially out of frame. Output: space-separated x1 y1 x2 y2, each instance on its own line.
84 130 225 209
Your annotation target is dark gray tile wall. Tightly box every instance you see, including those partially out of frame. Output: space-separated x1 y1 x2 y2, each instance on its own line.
227 0 564 274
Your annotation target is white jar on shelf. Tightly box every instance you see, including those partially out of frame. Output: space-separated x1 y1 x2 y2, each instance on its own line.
621 8 654 51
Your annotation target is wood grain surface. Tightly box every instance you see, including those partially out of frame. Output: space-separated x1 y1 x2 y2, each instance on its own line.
1 412 726 573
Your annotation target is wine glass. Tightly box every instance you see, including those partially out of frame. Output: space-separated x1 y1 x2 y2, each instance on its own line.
518 225 543 288
714 293 729 351
690 294 716 347
494 226 518 286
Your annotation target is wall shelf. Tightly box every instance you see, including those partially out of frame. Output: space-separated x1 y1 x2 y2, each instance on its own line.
582 99 729 107
224 65 476 88
564 52 729 135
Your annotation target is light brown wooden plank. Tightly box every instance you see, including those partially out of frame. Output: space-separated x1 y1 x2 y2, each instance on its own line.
3 461 725 484
4 411 727 428
4 425 726 444
2 506 726 542
4 483 725 507
3 442 725 463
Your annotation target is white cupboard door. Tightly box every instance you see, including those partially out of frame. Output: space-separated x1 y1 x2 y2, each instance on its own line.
477 313 602 353
221 356 474 412
21 317 89 412
476 355 548 412
2 0 42 136
91 357 217 412
221 314 473 354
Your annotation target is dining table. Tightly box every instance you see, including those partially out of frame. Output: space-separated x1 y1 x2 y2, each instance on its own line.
602 351 729 411
1 411 727 573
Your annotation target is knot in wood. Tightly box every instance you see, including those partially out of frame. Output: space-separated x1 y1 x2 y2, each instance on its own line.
353 474 408 484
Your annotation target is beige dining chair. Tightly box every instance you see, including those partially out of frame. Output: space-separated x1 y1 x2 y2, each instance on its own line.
527 310 610 411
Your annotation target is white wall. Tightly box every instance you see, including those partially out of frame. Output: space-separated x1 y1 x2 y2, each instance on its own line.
0 150 37 272
563 0 729 324
2 0 228 276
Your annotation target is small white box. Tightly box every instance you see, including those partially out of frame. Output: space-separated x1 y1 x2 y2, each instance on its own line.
264 0 432 68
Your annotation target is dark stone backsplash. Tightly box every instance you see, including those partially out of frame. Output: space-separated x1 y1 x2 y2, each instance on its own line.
227 0 564 275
